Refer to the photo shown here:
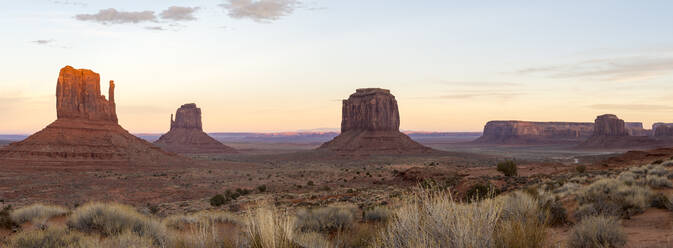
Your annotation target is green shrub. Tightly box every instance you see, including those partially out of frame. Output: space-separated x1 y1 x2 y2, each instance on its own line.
650 193 673 210
210 194 228 207
497 160 518 177
10 204 69 224
567 216 626 248
9 227 99 248
257 185 267 193
465 183 495 202
66 202 166 246
576 165 587 173
294 207 354 233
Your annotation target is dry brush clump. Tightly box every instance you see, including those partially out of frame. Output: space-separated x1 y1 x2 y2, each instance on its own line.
375 189 503 248
8 227 99 248
294 206 355 233
66 202 167 246
245 205 298 248
567 216 626 248
574 178 652 220
10 204 69 224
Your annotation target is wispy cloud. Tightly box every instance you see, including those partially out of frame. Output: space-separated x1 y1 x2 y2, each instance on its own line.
587 104 673 112
52 0 86 7
220 0 299 23
160 6 200 21
517 56 673 82
438 91 524 100
144 26 165 31
32 40 54 45
75 8 157 24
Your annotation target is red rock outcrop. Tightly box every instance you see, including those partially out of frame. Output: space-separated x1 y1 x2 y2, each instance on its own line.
318 88 431 154
0 66 182 164
154 103 236 154
579 114 667 149
473 121 594 144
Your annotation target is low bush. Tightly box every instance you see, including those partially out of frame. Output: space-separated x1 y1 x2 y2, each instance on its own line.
648 165 669 177
66 202 167 246
495 191 548 247
210 194 228 207
294 207 354 233
10 204 69 224
576 165 587 173
465 182 495 202
257 185 267 193
100 232 156 248
1 205 19 230
497 160 518 177
567 216 626 248
363 207 392 223
650 193 673 210
646 175 673 188
575 178 652 219
164 211 241 231
8 227 99 248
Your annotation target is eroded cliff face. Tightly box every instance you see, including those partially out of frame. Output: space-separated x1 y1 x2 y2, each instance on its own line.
171 103 203 131
474 121 594 144
625 122 651 136
155 103 236 154
654 123 673 137
319 88 430 154
341 88 400 132
56 66 117 122
592 114 628 137
0 66 181 164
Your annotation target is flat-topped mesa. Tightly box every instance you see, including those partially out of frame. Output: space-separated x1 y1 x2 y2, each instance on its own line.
56 66 117 123
625 122 651 136
593 114 628 137
170 103 203 131
653 123 673 137
341 88 400 132
473 121 594 144
319 88 431 154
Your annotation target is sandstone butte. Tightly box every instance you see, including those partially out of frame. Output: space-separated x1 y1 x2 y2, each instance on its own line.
318 88 432 154
578 114 671 149
154 103 237 154
0 66 182 164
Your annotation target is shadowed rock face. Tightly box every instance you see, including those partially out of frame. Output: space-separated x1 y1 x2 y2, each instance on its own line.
319 88 430 154
56 66 117 122
341 88 400 132
654 123 673 137
593 114 628 137
0 66 181 164
171 103 202 130
155 103 236 154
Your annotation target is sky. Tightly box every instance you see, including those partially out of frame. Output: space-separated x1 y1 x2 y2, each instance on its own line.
1 0 673 134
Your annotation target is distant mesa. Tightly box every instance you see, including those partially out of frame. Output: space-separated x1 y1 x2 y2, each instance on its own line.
0 66 181 164
472 121 594 145
653 123 673 137
578 114 669 149
154 103 237 154
318 88 432 154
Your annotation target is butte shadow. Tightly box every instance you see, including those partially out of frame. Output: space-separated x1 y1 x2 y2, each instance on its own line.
0 66 185 165
317 88 434 155
154 103 237 154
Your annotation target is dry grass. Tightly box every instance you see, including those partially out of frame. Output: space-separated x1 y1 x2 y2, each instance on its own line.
567 216 626 248
66 202 167 246
245 205 298 248
294 207 354 233
646 175 673 188
8 227 98 248
375 189 502 248
169 219 239 248
100 232 156 248
164 211 241 231
10 204 68 224
494 191 548 248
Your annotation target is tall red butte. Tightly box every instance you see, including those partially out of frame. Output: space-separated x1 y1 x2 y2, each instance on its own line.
154 103 237 154
318 88 431 154
0 66 180 164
